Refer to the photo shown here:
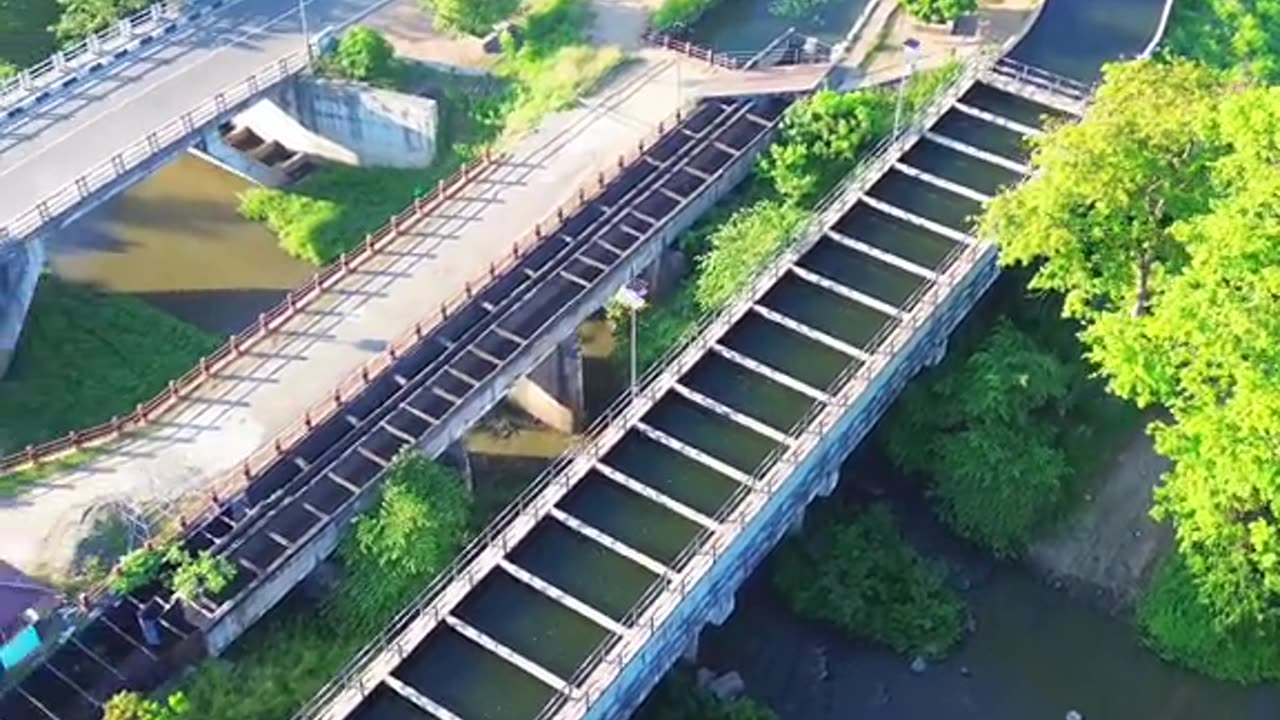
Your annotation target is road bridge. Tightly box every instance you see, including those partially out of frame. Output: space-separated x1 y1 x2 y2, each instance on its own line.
285 1 1172 719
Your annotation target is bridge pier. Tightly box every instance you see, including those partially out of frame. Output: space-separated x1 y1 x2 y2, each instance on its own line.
440 439 475 493
190 123 288 188
509 336 585 434
0 238 44 378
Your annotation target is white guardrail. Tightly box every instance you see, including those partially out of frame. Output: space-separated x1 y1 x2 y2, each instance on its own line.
0 0 225 120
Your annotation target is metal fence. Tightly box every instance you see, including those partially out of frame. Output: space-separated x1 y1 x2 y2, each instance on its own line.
294 47 997 720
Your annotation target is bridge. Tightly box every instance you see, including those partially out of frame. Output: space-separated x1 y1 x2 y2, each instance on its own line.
277 1 1167 719
0 38 836 719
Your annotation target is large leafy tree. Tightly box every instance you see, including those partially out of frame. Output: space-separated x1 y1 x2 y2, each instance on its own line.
422 0 519 36
979 60 1224 340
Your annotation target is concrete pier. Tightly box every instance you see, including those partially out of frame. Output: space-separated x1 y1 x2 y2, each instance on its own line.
0 239 44 377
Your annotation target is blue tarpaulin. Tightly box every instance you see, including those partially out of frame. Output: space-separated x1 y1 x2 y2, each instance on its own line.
0 625 40 669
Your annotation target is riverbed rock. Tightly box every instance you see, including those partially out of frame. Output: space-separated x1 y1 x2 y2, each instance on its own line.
910 656 927 674
695 667 715 690
1066 711 1084 720
708 671 745 701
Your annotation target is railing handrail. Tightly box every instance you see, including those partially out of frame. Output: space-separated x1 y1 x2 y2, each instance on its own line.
0 0 191 112
294 48 995 720
641 29 834 70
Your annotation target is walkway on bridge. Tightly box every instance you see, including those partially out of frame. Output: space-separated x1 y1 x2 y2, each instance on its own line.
0 51 746 580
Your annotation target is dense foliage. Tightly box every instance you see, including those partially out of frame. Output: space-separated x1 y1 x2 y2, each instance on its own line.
897 0 976 24
0 277 218 493
634 669 778 720
1163 0 1280 83
325 26 396 84
759 90 890 205
180 452 470 719
53 0 147 42
983 57 1280 662
1138 555 1280 683
0 0 60 68
773 505 967 659
651 0 723 32
103 691 189 720
168 550 237 600
883 321 1077 555
422 0 519 36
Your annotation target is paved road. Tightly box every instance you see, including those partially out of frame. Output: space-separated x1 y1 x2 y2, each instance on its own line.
0 0 389 230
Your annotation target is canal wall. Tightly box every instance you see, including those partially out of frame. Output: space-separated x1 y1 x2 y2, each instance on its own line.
237 78 440 170
190 124 289 187
0 239 44 377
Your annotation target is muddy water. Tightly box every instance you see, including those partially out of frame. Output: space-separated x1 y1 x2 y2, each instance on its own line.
46 154 314 335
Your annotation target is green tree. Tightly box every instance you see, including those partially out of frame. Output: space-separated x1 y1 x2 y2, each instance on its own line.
884 321 1075 555
897 0 976 24
759 89 890 205
979 59 1223 357
1163 0 1280 83
329 26 395 84
422 0 519 36
693 200 807 310
773 505 967 658
168 550 237 601
54 0 149 43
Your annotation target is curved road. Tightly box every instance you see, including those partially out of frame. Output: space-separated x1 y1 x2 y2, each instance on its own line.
0 0 388 230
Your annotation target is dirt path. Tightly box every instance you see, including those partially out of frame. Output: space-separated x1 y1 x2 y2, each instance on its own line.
1028 423 1173 608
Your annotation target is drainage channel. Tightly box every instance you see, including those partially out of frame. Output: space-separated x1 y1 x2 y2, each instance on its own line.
304 74 1070 720
0 93 794 720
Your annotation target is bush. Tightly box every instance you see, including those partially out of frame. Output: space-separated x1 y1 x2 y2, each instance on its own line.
773 505 967 659
897 0 976 24
651 0 723 32
423 0 519 36
759 90 891 205
111 545 172 595
103 691 188 720
180 452 471 720
54 0 149 42
883 321 1076 556
1137 554 1280 683
327 26 395 84
694 200 807 310
168 550 237 601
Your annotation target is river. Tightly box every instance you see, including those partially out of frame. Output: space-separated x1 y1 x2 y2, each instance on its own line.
690 0 870 53
45 154 314 336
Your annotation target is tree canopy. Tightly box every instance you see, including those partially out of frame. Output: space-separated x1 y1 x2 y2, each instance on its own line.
422 0 519 36
982 58 1280 630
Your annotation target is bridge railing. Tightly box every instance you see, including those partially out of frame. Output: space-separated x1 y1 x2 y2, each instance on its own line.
0 0 204 116
0 48 316 246
641 29 835 70
295 48 992 720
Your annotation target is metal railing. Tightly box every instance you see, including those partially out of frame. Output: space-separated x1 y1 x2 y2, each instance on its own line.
992 56 1094 100
295 47 995 720
0 0 193 113
641 29 834 70
1 48 311 245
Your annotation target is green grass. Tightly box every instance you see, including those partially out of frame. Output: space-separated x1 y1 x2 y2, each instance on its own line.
0 277 218 492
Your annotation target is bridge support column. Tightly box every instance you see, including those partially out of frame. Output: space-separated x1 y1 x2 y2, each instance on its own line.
922 335 948 369
509 335 585 434
816 467 839 498
680 632 700 664
440 440 474 493
643 248 689 299
0 238 44 378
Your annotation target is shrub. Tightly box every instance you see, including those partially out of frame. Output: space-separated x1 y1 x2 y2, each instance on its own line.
111 545 173 595
327 26 395 84
103 691 188 720
883 321 1076 556
168 550 237 601
694 200 807 310
773 505 967 659
1137 553 1280 683
54 0 149 42
651 0 723 32
897 0 976 24
422 0 519 36
0 61 16 79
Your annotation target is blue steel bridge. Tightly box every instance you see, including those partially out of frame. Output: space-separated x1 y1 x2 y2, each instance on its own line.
291 0 1172 718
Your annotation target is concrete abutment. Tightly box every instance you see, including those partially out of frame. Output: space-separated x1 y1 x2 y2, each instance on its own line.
0 238 44 378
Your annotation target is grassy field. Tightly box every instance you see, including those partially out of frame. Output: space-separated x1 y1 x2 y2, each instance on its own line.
0 277 218 493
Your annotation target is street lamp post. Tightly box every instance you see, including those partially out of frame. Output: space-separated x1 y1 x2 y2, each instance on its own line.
895 38 923 138
299 0 313 65
615 279 649 400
